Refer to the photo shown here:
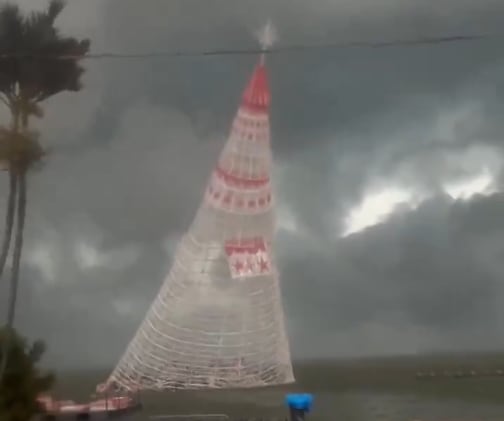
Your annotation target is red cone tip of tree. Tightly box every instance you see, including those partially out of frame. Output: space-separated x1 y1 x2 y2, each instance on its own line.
241 60 270 113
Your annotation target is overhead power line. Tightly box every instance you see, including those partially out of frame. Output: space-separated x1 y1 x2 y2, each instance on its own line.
0 33 499 60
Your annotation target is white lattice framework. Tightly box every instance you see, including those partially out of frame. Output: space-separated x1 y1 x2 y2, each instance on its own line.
104 52 294 392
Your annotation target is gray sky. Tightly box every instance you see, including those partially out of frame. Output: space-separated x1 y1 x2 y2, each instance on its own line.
1 0 504 369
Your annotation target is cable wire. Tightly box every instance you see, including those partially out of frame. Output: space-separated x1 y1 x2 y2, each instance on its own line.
0 33 498 60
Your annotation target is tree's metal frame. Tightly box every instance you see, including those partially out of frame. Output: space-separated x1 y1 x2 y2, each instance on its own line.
105 54 294 392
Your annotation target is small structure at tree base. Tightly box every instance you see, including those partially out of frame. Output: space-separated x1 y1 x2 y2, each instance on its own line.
35 390 142 420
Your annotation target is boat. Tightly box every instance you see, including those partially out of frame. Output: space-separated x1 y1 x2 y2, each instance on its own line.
35 390 142 420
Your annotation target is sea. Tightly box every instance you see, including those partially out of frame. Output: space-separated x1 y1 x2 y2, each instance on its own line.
51 357 504 421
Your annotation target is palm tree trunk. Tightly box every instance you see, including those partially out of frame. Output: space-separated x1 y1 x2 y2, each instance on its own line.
0 170 18 281
6 170 26 328
0 105 21 281
0 170 26 380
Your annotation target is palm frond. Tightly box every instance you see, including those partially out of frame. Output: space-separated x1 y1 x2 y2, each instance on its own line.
46 0 66 24
0 0 90 103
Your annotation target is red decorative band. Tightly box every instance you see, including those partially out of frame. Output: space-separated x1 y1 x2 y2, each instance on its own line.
240 103 269 114
205 186 272 212
214 166 269 189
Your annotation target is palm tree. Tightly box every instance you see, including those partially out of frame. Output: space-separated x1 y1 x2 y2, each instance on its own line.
0 0 90 379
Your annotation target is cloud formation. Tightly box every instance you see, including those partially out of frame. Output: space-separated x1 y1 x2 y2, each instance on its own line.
0 0 504 369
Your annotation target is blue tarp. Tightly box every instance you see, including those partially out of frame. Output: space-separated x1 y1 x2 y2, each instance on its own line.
285 394 314 412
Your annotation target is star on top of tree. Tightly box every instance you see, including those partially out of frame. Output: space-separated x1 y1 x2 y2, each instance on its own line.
255 20 277 51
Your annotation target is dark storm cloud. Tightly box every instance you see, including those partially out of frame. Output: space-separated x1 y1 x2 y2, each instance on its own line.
1 0 504 368
96 0 504 153
282 193 504 357
92 0 504 239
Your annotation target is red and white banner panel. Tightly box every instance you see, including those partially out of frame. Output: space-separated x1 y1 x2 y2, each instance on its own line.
224 237 272 279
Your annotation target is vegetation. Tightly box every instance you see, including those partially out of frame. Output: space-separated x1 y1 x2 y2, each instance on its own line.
0 0 90 379
0 327 54 421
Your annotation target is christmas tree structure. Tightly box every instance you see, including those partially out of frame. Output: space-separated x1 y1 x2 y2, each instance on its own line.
104 25 295 391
